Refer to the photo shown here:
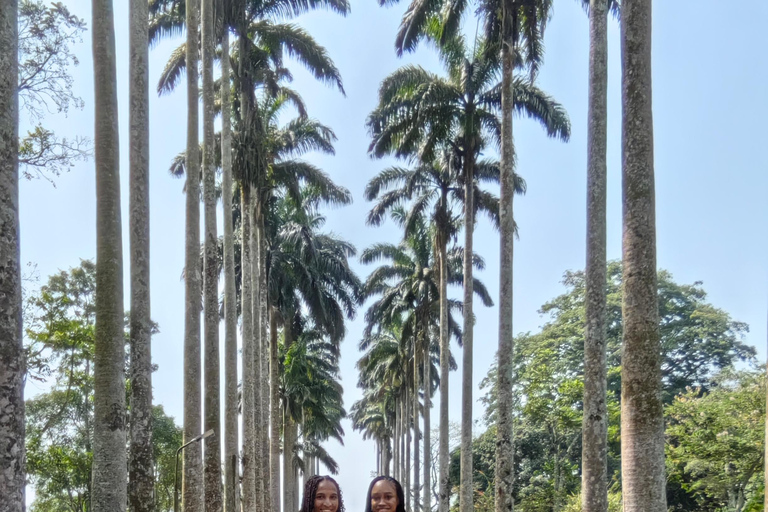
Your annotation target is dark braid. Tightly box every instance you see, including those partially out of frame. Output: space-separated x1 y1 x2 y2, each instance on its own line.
299 475 345 512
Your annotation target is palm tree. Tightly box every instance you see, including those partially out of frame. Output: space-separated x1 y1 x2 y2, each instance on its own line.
620 0 664 511
182 0 203 511
201 0 222 508
91 0 126 511
361 214 491 506
355 326 412 485
283 329 347 477
368 35 569 512
365 146 527 512
264 189 359 512
248 93 349 511
351 387 397 475
580 2 618 511
220 24 240 512
0 0 24 509
128 0 153 510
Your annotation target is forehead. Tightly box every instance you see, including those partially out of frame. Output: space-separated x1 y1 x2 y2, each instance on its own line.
372 481 396 494
316 480 338 494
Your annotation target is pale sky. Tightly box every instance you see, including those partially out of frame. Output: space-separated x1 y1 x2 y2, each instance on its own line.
21 0 768 511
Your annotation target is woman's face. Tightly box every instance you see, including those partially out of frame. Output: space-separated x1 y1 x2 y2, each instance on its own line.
314 480 340 512
370 480 398 512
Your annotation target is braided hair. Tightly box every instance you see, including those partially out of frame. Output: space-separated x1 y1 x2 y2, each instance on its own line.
299 475 345 512
364 476 405 512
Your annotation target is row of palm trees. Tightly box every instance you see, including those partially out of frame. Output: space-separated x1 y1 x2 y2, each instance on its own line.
0 0 665 512
153 0 362 510
161 0 361 506
350 1 666 512
351 21 569 512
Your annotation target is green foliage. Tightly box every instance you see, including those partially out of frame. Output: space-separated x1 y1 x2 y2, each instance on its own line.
18 0 91 180
152 406 184 511
561 489 623 512
24 262 178 512
276 327 347 475
476 261 756 511
666 370 765 512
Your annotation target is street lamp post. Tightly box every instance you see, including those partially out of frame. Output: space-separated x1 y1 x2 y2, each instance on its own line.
174 429 215 512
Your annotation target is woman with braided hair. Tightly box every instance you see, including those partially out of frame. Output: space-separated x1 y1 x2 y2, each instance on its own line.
299 475 345 512
365 476 405 512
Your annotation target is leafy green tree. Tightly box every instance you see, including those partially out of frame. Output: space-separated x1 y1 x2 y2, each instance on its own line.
281 329 346 476
18 0 91 180
266 189 360 512
478 262 755 511
666 370 765 512
23 262 178 512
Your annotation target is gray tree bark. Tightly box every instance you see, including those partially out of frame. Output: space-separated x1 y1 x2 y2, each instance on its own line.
258 216 272 512
270 307 281 512
183 0 203 509
0 0 24 509
128 0 153 508
437 235 449 512
422 344 431 512
620 0 665 510
402 396 407 484
92 0 126 510
495 13 514 512
413 350 420 512
394 396 400 482
581 2 609 512
283 319 297 512
405 391 411 512
250 197 264 512
242 185 258 512
459 135 476 512
202 0 222 507
220 28 239 512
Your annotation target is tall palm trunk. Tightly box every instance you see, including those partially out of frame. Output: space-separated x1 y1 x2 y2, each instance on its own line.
620 0 665 510
92 0 126 510
582 2 609 512
128 0 153 508
400 396 406 482
413 348 421 512
437 232 449 512
258 215 272 512
459 130 476 512
221 28 239 512
0 1 24 509
394 395 400 481
270 306 281 512
182 0 203 509
242 185 258 512
384 438 392 476
284 315 297 512
250 196 264 512
405 388 412 512
422 343 431 512
495 15 515 512
202 0 222 507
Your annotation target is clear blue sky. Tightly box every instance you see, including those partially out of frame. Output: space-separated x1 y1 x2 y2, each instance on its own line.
21 0 768 510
